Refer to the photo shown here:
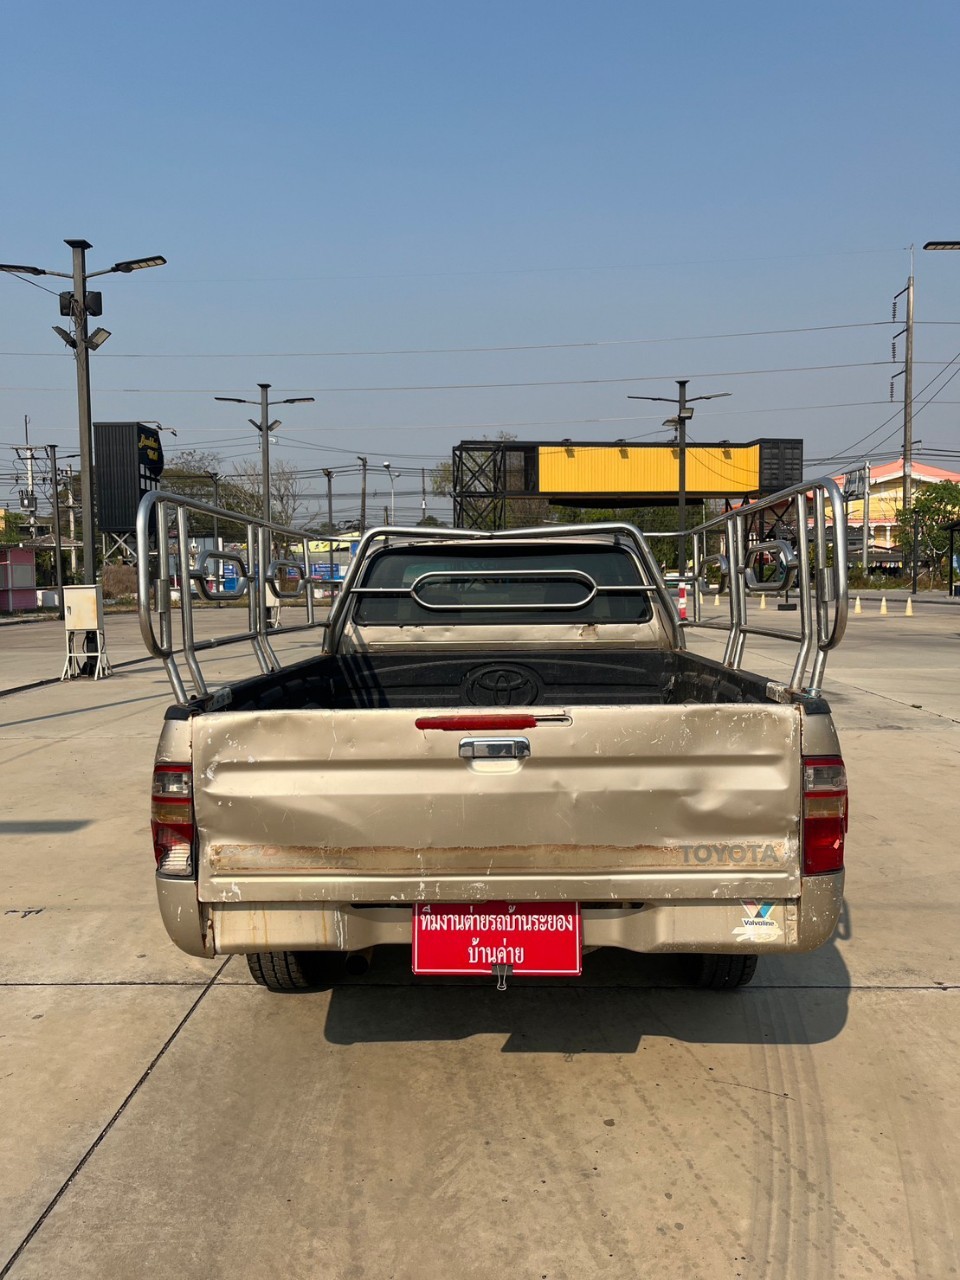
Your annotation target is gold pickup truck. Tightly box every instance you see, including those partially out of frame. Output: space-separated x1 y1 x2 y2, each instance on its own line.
141 479 848 994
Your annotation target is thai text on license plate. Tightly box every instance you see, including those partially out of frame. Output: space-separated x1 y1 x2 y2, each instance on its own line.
412 902 582 976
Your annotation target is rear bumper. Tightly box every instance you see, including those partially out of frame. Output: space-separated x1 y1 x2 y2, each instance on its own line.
157 870 843 958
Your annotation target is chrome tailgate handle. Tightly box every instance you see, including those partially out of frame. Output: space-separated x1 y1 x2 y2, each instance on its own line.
459 736 531 760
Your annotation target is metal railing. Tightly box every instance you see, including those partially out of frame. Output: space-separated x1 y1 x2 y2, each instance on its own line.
136 490 329 704
655 475 847 695
137 476 846 703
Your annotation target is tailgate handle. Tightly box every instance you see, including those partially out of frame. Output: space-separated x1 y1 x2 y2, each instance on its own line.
459 736 531 760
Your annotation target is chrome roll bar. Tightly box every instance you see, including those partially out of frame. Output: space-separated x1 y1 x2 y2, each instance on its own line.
137 476 846 704
136 490 329 704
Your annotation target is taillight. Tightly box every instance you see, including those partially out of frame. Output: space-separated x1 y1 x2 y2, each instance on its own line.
151 764 194 876
802 756 848 874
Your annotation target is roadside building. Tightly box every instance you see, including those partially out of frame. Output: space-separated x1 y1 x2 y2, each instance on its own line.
837 458 960 567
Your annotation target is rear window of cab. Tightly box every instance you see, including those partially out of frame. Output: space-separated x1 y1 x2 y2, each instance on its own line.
354 544 653 626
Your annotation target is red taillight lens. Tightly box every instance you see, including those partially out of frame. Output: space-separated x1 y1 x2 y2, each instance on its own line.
802 756 848 875
151 764 194 876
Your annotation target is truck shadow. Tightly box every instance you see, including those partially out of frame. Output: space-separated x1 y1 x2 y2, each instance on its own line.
322 904 852 1054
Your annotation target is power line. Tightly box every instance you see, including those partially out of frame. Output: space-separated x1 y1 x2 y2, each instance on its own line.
816 346 960 466
2 271 61 298
0 361 915 395
0 320 893 360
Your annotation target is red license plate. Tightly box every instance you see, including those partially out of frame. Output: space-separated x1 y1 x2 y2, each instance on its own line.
412 902 582 976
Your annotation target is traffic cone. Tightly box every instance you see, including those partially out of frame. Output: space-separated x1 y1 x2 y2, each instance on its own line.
880 597 888 615
760 593 767 610
905 597 914 617
854 596 862 614
678 584 687 621
713 590 720 607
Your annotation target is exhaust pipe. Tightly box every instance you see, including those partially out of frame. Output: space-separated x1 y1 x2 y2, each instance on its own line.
344 948 372 976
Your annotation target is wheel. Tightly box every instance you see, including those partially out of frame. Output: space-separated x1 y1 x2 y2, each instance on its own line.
247 950 343 993
692 953 759 990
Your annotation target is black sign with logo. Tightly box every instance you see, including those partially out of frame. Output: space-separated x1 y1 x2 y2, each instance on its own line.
93 421 165 534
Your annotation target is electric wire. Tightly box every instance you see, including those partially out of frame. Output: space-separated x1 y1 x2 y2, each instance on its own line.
0 320 893 359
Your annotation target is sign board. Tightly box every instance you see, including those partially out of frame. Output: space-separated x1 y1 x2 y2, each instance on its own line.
843 469 866 500
93 422 165 534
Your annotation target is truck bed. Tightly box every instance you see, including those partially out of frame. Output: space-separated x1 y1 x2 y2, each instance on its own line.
197 648 794 717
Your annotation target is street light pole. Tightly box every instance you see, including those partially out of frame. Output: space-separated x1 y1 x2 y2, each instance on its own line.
383 462 396 523
259 384 272 524
323 468 335 583
357 456 368 534
0 241 167 586
214 384 315 525
67 240 96 582
628 380 731 579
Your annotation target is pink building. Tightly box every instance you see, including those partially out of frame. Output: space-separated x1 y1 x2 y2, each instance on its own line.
0 548 37 613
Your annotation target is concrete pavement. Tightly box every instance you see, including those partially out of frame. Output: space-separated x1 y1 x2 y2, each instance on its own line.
1 606 959 1278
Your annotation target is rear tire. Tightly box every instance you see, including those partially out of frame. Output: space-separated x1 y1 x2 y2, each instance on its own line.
693 953 759 990
247 950 342 993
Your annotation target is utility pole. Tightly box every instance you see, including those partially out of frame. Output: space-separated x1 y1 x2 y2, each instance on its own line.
357 456 368 534
65 466 77 576
214 384 314 526
323 468 335 583
47 444 65 619
862 461 871 572
628 379 731 578
421 467 427 522
16 416 38 542
893 260 915 514
205 471 222 607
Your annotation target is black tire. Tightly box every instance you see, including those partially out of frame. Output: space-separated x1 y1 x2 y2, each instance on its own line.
692 953 759 990
247 950 339 993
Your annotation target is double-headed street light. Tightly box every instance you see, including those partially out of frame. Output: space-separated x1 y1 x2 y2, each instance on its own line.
628 379 731 578
213 383 314 525
0 241 166 584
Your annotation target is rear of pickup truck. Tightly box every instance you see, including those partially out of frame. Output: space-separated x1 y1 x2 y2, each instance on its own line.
151 608 846 993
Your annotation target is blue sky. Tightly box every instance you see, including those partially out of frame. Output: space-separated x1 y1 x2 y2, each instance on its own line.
2 0 960 525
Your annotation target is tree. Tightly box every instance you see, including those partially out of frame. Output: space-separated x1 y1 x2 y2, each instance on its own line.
231 458 308 529
896 481 960 581
560 502 706 569
162 450 309 538
0 507 24 546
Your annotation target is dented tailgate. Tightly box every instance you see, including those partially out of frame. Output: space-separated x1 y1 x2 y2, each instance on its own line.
192 703 802 904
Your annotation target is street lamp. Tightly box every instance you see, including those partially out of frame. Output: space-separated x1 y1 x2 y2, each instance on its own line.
357 456 368 533
213 383 314 525
0 240 166 584
382 461 396 523
628 380 731 578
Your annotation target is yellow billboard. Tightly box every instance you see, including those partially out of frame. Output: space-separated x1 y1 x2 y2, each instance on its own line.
537 444 761 497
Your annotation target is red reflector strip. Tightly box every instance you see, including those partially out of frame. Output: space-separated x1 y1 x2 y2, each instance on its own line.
416 714 539 731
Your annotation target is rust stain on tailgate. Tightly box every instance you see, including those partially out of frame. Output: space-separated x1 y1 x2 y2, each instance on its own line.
208 838 793 877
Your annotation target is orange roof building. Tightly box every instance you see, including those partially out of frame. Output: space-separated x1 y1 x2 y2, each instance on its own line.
836 458 960 561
